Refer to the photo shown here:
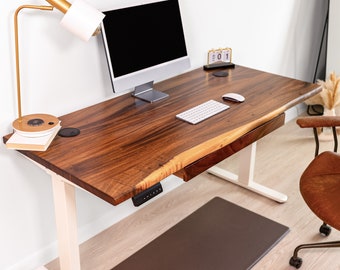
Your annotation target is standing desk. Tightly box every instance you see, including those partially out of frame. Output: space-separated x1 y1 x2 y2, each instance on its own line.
3 65 320 269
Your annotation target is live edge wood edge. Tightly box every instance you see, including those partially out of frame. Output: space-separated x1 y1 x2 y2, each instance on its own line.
3 65 321 206
136 110 286 189
175 113 285 181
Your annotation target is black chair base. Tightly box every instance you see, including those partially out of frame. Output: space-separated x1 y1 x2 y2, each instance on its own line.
289 240 340 269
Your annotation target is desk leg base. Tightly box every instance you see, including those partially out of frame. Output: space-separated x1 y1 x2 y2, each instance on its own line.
51 174 81 270
208 143 288 203
207 166 287 203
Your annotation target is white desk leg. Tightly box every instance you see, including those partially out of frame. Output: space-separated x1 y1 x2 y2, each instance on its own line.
208 142 288 203
51 173 81 270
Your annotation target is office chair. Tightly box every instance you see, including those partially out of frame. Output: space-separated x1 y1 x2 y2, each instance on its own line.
289 115 340 269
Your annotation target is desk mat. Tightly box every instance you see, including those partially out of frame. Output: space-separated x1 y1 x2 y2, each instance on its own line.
112 197 289 270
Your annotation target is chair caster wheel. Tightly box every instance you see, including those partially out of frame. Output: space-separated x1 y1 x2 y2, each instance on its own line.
289 256 302 269
319 223 331 236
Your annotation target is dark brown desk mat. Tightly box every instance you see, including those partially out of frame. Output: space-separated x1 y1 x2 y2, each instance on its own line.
112 197 289 270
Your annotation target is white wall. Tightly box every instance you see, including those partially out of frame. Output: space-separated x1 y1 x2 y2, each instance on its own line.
327 0 340 75
0 1 326 269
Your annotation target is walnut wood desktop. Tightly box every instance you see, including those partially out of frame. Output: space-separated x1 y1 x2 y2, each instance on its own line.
4 65 320 206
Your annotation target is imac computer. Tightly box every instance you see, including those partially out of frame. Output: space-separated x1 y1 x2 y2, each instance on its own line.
101 0 190 102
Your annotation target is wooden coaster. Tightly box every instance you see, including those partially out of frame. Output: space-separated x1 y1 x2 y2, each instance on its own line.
12 113 59 136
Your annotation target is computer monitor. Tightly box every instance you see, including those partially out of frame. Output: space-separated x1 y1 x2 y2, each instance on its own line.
101 0 190 102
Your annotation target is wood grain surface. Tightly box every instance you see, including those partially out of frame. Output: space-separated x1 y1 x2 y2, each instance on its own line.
3 65 321 205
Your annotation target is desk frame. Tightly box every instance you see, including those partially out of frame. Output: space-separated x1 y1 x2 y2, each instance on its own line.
208 142 287 203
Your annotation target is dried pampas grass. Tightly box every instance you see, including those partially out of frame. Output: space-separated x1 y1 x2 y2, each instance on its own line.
318 72 340 110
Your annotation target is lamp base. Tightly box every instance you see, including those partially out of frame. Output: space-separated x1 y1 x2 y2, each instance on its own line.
12 113 60 137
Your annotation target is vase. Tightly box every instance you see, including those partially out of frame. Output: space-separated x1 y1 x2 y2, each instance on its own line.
323 107 336 116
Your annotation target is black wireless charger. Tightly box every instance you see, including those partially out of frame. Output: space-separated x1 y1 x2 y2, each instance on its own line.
213 70 229 77
58 127 80 137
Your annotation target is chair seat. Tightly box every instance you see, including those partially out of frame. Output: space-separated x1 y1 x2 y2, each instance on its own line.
300 151 340 231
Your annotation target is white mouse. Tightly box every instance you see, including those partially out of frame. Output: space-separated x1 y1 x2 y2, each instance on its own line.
222 93 245 103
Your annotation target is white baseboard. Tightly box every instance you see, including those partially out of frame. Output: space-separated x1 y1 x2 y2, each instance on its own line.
6 243 57 270
285 103 307 122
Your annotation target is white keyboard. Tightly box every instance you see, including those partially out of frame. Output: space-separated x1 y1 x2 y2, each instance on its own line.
176 100 230 124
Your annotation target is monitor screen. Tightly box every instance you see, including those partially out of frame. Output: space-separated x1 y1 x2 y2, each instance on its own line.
101 0 190 102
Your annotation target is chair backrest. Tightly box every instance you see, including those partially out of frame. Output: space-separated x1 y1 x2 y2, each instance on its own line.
296 116 340 156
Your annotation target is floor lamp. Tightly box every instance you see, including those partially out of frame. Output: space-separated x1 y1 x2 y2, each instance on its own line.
12 0 105 137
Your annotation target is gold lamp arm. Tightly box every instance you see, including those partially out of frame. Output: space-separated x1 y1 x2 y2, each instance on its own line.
45 0 71 14
14 5 54 120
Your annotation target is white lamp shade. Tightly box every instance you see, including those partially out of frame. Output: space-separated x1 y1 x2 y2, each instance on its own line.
60 0 105 41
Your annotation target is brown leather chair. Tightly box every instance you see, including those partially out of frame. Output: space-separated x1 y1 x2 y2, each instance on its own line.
289 116 340 268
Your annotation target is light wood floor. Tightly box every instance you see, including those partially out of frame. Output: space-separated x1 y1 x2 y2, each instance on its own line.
46 117 340 270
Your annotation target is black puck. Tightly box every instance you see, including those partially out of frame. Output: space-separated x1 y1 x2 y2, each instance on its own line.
58 127 80 137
